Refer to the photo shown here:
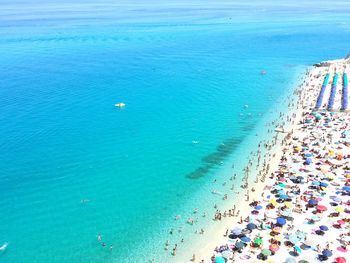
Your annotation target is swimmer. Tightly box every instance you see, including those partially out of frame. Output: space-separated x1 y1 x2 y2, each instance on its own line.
97 234 102 241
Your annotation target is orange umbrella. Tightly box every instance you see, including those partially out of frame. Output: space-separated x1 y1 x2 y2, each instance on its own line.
269 244 279 252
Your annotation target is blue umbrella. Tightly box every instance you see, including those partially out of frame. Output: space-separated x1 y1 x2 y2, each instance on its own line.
276 217 286 225
308 199 318 206
312 181 320 186
332 197 342 203
255 205 263 210
279 194 289 200
322 249 332 257
304 153 313 157
342 186 350 191
319 225 329 231
240 236 251 243
246 223 257 230
320 182 328 187
304 158 312 165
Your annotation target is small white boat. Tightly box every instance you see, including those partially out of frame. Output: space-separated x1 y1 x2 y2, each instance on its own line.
0 243 8 251
115 102 126 108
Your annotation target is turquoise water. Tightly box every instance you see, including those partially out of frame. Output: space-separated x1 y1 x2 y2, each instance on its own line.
1 1 350 262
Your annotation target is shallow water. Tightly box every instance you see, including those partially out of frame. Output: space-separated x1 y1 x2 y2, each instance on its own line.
1 1 350 262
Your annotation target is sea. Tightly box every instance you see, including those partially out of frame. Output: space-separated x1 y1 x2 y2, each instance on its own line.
1 0 350 262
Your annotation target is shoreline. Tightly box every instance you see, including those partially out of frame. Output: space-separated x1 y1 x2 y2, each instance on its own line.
180 57 350 262
163 68 308 263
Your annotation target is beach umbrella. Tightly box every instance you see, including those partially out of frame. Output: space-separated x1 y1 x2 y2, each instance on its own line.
246 223 257 230
281 209 291 217
231 227 242 235
284 202 292 208
254 237 263 245
312 181 320 186
337 219 345 225
322 249 332 257
335 207 344 213
288 235 299 244
308 199 318 206
304 158 312 165
337 246 348 252
269 244 279 252
261 248 272 256
320 182 328 187
311 215 321 221
240 236 251 243
298 260 309 263
296 231 306 240
272 226 282 232
319 225 328 231
294 245 302 253
285 258 297 263
215 256 225 263
235 241 245 249
255 205 263 210
336 257 346 263
270 199 278 206
221 250 233 259
331 197 342 203
342 186 350 191
276 217 286 225
279 194 289 200
316 205 327 212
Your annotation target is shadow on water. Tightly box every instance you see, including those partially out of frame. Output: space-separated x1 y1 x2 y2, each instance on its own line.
186 136 245 179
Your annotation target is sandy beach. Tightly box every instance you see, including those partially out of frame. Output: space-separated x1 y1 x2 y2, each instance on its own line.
173 57 350 263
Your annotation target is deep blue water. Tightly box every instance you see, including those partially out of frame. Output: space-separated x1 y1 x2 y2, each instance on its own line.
1 1 350 262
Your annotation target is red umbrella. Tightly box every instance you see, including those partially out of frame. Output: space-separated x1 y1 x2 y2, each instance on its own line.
316 205 327 212
336 257 346 263
337 220 345 225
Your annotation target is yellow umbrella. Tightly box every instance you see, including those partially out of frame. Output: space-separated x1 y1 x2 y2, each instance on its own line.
284 202 292 208
271 199 278 206
275 235 283 241
335 207 344 213
326 173 334 180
